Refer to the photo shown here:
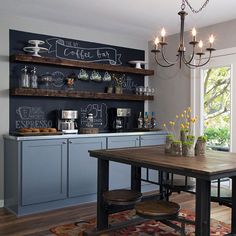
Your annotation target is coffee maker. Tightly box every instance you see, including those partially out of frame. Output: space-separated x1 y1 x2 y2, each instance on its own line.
109 108 131 131
57 110 78 134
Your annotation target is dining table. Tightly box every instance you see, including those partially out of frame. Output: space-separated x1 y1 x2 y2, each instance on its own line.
88 145 236 236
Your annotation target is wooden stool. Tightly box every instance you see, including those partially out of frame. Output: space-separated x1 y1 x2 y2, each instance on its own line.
103 189 142 205
135 200 186 236
135 200 180 220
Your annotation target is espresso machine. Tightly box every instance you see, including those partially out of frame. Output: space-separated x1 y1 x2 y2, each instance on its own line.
109 108 131 131
57 110 78 134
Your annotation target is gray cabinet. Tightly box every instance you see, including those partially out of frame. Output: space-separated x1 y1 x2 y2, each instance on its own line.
68 137 106 197
140 133 166 146
107 135 139 189
4 132 167 216
21 139 67 205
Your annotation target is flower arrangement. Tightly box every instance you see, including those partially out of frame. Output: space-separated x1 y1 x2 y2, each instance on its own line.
163 107 197 141
162 107 202 157
112 74 125 94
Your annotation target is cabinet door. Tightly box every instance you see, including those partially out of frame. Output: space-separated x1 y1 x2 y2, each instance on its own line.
140 134 166 184
22 139 67 206
107 136 139 190
140 134 166 146
68 137 106 197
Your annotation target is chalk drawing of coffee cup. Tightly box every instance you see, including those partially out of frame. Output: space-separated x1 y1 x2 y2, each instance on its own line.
16 106 32 120
103 72 111 82
90 70 102 82
78 69 89 80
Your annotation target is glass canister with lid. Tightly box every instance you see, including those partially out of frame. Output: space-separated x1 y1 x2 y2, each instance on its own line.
86 113 94 128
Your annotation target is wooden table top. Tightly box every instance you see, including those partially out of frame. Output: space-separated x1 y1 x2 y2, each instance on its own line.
89 146 236 180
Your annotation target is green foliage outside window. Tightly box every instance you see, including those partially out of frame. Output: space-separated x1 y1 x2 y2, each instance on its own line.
203 67 230 148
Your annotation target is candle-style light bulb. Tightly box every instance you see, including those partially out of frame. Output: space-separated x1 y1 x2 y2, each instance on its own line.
192 28 197 41
154 37 160 50
154 37 159 45
209 34 215 48
198 40 203 52
161 28 166 42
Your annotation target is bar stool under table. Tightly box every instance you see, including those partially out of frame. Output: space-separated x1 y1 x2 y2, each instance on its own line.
135 200 187 236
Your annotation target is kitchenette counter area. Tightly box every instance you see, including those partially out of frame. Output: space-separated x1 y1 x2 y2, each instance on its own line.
4 130 166 141
4 131 167 216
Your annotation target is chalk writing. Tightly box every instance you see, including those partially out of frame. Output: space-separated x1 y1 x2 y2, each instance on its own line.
15 106 52 129
52 71 65 88
80 103 107 128
46 38 122 65
122 77 138 91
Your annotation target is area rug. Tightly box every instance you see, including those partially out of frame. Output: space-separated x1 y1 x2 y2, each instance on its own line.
50 209 230 236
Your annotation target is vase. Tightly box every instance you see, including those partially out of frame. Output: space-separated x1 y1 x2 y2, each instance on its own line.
180 129 188 143
165 135 173 153
195 140 206 157
107 86 113 94
115 86 123 94
182 143 195 157
171 142 182 156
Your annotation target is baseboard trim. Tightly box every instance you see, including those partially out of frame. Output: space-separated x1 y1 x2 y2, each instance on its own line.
0 200 4 208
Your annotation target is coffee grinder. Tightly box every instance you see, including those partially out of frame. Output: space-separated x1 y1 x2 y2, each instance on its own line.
109 108 131 131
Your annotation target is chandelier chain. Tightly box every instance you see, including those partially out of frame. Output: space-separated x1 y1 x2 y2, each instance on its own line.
183 0 210 14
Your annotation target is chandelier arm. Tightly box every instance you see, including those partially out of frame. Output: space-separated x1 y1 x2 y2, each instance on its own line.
161 47 179 65
186 51 212 68
182 46 196 65
154 55 177 68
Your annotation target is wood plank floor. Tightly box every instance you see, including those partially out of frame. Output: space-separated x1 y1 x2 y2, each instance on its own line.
0 193 231 236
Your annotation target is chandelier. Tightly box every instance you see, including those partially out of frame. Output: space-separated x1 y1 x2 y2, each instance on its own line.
151 0 215 69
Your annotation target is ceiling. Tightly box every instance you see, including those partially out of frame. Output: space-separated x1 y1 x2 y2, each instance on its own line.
2 0 236 40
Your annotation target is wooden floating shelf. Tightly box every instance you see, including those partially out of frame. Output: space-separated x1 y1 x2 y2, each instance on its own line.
11 54 154 76
10 88 154 101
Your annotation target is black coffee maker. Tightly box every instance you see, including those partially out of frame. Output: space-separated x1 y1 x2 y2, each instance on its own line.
109 108 131 131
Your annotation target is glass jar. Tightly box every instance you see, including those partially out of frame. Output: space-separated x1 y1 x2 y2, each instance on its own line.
30 67 38 88
20 66 30 88
86 113 94 128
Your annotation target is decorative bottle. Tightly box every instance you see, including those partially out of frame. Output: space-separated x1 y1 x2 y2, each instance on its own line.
30 67 38 88
20 66 30 88
137 112 143 128
150 112 157 129
143 111 149 128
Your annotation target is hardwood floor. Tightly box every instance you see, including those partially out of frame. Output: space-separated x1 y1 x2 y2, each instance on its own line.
0 193 231 236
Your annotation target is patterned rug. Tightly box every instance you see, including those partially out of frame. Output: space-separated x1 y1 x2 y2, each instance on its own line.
50 209 230 236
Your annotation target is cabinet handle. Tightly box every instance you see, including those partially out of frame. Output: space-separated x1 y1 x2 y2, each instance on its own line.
62 141 67 144
69 141 73 144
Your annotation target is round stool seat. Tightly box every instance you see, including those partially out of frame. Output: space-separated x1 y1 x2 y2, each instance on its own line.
103 189 142 205
135 200 180 220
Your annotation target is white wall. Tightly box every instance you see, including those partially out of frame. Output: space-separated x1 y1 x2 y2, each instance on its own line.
148 18 236 131
0 13 149 205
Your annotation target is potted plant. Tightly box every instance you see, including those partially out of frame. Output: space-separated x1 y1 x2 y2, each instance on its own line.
112 74 124 94
171 140 182 156
195 136 207 156
165 133 174 153
182 141 194 157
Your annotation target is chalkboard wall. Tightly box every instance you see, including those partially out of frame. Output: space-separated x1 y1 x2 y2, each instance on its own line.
9 30 145 132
